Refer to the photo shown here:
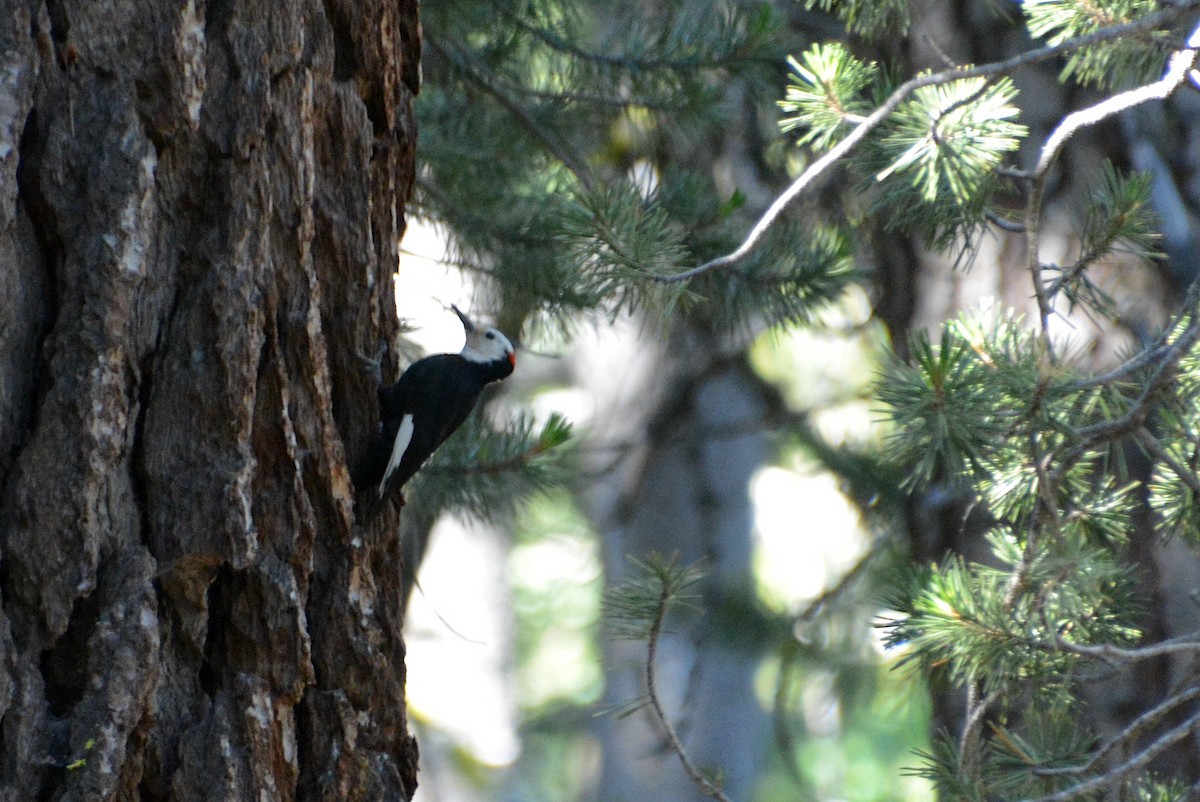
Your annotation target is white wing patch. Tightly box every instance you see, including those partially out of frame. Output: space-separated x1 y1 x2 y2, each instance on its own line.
380 413 415 496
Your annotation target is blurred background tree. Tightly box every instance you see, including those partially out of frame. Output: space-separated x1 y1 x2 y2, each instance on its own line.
397 1 1200 801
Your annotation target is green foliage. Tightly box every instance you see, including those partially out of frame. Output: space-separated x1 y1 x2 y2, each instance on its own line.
406 411 573 523
1050 163 1162 313
1145 334 1200 540
874 287 1200 794
1024 0 1173 88
779 43 877 150
557 181 693 316
887 528 1140 692
1079 164 1161 263
866 77 1026 247
803 0 911 39
878 317 1025 488
418 0 805 332
602 555 704 643
779 49 1029 248
875 77 1026 207
696 222 858 330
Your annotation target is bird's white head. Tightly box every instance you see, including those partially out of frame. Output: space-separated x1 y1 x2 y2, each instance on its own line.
454 305 517 367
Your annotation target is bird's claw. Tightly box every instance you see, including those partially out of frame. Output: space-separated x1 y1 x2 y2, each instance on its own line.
356 342 389 385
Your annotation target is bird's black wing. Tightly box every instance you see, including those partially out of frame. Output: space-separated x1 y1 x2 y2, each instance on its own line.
388 357 486 490
354 354 488 498
353 354 457 494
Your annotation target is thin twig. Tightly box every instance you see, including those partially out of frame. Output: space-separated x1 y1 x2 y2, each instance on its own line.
1024 21 1200 346
1052 629 1200 663
645 582 732 802
958 682 1000 788
1067 339 1175 390
1018 706 1200 802
1034 685 1200 780
1037 280 1200 497
655 2 1200 285
1137 427 1200 497
985 209 1025 233
1072 314 1200 446
1005 438 1060 608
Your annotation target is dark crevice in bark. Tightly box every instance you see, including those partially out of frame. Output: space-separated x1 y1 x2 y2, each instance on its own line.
323 0 359 83
133 86 169 155
11 108 60 455
130 349 156 558
44 0 69 46
137 776 168 802
321 0 388 135
204 0 237 84
294 689 317 798
38 585 103 717
364 91 389 139
199 563 237 695
35 745 65 802
33 580 107 795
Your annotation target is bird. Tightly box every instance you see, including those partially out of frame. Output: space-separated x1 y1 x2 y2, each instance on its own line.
354 305 516 510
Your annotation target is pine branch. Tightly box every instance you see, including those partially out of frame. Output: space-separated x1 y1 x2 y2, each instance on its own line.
1067 285 1200 451
1031 686 1200 779
658 1 1200 285
1017 705 1200 802
1024 20 1200 342
1046 629 1200 664
643 570 732 802
1138 427 1200 499
603 558 729 800
425 36 597 192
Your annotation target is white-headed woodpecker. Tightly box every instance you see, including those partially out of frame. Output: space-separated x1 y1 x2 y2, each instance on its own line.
354 305 516 508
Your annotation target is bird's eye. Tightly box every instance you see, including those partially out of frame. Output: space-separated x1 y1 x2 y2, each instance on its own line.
485 332 495 339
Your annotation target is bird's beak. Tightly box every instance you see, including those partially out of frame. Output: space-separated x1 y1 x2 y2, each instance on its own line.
451 304 475 333
507 351 517 367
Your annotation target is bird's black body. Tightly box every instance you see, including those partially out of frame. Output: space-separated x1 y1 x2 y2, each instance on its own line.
354 307 516 509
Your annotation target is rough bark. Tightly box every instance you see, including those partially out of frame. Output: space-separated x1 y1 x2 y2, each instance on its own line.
0 0 420 799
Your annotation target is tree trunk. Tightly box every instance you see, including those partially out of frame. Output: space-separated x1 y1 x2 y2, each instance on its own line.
0 0 421 798
578 322 771 802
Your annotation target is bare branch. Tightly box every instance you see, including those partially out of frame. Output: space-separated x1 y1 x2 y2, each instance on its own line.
1051 630 1200 663
958 682 1001 788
